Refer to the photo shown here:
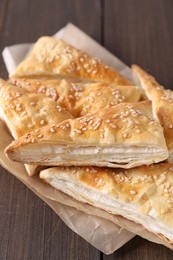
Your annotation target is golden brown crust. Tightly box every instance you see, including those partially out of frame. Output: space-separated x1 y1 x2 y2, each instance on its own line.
39 163 173 243
10 78 142 117
5 101 168 167
0 78 73 139
132 65 173 153
10 36 131 85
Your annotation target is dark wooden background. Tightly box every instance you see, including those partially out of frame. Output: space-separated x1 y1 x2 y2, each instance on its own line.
0 0 173 259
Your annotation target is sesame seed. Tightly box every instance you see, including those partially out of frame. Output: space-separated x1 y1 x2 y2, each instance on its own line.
110 123 116 129
80 57 85 62
50 126 56 133
15 92 21 97
30 102 36 106
74 129 82 134
10 104 15 109
31 139 35 143
69 94 74 100
38 86 46 93
123 133 128 138
37 134 43 138
68 54 73 60
130 190 137 195
84 63 89 69
106 119 111 123
40 119 45 125
136 129 140 133
16 107 22 111
56 106 62 112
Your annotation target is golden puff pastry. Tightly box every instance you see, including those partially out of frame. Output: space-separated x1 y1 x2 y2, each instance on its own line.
10 36 131 85
0 79 73 175
132 65 173 162
5 101 168 168
39 163 173 246
10 78 142 117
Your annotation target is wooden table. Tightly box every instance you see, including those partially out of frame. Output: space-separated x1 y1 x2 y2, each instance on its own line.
0 0 173 259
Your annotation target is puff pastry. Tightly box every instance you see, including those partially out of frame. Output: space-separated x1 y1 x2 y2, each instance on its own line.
10 36 131 85
0 79 73 175
132 65 173 162
39 163 173 246
10 78 142 117
5 101 168 168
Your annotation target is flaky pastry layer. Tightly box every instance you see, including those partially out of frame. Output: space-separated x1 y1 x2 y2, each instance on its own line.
40 164 173 243
5 101 168 168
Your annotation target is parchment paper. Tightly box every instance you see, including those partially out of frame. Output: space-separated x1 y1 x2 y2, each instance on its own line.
1 23 171 254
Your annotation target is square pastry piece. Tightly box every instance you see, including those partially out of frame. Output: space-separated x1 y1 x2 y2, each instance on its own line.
5 101 168 168
40 163 173 249
132 65 173 162
10 36 131 85
10 78 142 117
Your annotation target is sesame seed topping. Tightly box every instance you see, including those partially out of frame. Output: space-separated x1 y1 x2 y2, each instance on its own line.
50 126 56 133
15 92 21 97
74 129 82 134
136 129 140 133
130 190 137 195
38 86 46 93
123 133 128 138
37 134 43 138
80 57 85 62
56 106 62 112
40 119 45 125
84 63 89 69
106 119 111 123
110 123 116 129
10 104 15 109
30 102 36 106
16 107 22 111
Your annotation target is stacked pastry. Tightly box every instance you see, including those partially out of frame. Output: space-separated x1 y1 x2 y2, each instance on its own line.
1 36 173 249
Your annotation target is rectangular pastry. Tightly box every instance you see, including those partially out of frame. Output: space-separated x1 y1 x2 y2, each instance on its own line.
10 36 131 86
39 163 173 247
5 101 168 168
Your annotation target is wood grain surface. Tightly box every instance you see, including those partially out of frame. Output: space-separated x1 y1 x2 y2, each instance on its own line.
0 0 173 259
